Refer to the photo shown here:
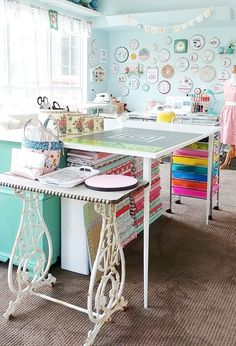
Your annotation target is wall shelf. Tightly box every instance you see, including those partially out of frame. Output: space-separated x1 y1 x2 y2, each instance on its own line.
35 0 102 17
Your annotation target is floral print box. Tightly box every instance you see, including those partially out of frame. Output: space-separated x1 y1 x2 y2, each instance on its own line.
67 112 83 135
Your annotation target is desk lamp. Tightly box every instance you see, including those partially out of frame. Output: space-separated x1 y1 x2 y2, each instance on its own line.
204 89 217 115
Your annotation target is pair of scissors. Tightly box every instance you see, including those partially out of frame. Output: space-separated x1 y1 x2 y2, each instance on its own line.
37 96 51 109
52 101 69 111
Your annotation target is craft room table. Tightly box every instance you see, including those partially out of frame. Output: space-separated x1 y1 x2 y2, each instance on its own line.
0 173 148 346
63 121 220 308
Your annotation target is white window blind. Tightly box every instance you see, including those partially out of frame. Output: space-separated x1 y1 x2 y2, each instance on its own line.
0 0 89 117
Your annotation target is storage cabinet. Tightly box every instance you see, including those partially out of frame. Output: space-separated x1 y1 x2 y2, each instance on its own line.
169 133 220 219
0 140 65 267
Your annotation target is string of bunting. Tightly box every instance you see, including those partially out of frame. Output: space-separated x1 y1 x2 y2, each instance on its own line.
123 7 213 34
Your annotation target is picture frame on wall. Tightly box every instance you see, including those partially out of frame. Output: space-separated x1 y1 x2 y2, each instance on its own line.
100 49 108 63
146 66 159 84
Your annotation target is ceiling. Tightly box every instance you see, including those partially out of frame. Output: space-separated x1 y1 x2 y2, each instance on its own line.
94 0 236 30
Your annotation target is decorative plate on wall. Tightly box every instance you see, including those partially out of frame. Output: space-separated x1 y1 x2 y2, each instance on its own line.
129 39 139 50
165 36 172 45
151 43 158 52
209 83 224 94
190 34 205 50
89 53 96 67
129 78 140 90
199 65 216 82
110 63 119 74
130 52 137 60
158 80 171 94
175 57 189 72
178 77 193 94
161 64 175 79
218 70 230 81
209 37 220 48
158 48 170 62
119 85 129 97
194 87 202 95
91 39 98 54
174 39 188 53
139 48 150 61
142 83 150 92
189 52 198 62
117 73 127 84
201 49 215 63
221 57 231 68
190 64 199 73
114 47 129 63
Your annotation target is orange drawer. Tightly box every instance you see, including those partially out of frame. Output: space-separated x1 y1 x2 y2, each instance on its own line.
172 179 207 191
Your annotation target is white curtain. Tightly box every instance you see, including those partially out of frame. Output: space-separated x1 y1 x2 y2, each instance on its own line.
0 0 91 118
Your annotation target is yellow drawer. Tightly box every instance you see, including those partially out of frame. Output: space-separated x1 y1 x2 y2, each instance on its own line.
172 156 208 167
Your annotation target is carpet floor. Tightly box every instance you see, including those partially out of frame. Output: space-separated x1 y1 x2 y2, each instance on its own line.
0 165 236 346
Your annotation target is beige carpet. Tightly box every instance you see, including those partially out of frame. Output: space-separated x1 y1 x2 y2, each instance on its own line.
0 165 236 346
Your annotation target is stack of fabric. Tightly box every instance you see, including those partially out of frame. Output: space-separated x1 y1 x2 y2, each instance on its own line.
67 149 136 247
130 157 163 234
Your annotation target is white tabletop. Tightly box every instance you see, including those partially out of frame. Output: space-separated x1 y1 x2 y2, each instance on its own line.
0 173 148 205
63 123 219 159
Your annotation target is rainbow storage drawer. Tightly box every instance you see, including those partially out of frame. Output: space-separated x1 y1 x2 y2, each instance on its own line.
171 138 219 200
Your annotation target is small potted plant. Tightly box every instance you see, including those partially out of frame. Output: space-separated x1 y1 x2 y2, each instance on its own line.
227 41 235 54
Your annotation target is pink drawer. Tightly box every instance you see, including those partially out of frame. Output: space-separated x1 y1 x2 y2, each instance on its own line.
173 148 208 158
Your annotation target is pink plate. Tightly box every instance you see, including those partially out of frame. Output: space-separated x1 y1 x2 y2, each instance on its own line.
85 174 138 191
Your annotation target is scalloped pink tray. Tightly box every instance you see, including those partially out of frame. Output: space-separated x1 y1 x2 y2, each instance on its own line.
85 174 138 191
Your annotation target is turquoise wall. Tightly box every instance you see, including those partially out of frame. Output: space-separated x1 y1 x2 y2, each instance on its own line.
105 26 236 114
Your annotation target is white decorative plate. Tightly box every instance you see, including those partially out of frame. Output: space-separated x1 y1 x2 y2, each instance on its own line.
190 34 205 50
158 48 170 62
119 85 129 96
151 43 158 52
158 80 171 94
110 63 119 74
89 53 96 67
218 70 230 80
221 57 231 68
129 39 139 50
209 83 224 94
209 37 220 48
117 73 127 84
175 57 189 72
165 36 172 45
201 49 215 63
128 78 140 90
199 65 216 82
91 39 98 54
190 64 199 73
189 52 198 62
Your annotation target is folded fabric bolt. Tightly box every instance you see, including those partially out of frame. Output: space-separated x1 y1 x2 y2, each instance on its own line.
10 148 46 180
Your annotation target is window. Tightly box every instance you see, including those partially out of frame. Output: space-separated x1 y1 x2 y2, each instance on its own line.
0 0 89 117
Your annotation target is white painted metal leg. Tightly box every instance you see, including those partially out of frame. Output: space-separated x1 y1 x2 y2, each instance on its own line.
206 135 214 225
84 203 127 346
4 190 56 319
142 157 151 309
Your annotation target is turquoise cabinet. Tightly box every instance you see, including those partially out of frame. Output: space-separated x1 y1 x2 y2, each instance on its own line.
0 140 66 266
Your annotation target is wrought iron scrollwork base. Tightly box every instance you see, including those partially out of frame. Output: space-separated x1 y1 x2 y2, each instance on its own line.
4 190 56 319
84 203 127 346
